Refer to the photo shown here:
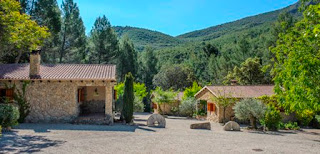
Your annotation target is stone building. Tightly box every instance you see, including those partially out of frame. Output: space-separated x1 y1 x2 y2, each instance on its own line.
0 50 117 124
194 86 274 123
151 92 184 115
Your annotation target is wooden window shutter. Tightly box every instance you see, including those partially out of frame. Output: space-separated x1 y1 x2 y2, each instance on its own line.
78 89 81 102
78 88 85 102
207 103 215 112
207 103 212 111
80 88 85 102
6 89 14 101
212 104 216 112
114 90 117 100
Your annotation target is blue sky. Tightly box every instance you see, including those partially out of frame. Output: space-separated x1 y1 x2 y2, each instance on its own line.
57 0 298 36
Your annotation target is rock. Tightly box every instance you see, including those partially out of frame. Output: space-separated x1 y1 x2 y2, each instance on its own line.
223 121 240 131
147 114 166 128
190 122 211 130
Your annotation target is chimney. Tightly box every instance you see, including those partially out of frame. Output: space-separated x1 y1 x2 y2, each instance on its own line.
29 48 41 78
230 80 238 86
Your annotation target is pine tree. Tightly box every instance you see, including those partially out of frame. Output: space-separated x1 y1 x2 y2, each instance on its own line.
122 72 134 123
59 0 86 63
118 36 137 81
141 46 157 90
33 0 61 63
89 15 118 64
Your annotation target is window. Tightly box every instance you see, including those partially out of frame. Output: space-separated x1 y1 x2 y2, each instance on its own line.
0 88 14 103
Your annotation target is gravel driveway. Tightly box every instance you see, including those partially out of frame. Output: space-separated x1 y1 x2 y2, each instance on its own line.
0 113 319 154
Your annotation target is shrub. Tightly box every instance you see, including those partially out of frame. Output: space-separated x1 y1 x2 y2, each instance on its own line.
0 104 20 128
179 97 197 117
115 82 148 112
170 106 179 115
262 105 282 131
13 81 30 123
133 97 144 112
280 122 300 130
233 98 266 129
151 87 178 114
316 115 320 123
0 125 2 136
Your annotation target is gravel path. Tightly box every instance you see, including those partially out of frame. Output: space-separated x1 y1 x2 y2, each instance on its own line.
0 113 319 154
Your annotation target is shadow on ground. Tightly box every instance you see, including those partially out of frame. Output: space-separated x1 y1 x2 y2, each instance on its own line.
0 131 65 153
14 123 156 133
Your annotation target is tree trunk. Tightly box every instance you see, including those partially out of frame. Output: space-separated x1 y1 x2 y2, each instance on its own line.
223 107 226 125
249 114 257 129
15 49 23 63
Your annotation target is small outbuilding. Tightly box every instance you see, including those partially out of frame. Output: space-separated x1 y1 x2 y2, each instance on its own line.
194 85 274 122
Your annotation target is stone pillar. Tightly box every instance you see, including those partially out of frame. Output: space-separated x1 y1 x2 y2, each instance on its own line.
105 82 113 124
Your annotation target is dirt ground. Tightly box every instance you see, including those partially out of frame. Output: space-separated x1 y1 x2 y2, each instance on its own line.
0 113 319 154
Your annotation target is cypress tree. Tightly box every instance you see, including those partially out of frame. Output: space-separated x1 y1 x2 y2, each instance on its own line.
122 72 134 123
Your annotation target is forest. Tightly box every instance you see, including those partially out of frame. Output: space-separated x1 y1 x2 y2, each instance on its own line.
1 0 319 124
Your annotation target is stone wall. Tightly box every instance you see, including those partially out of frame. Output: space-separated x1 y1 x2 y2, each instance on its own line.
154 101 180 115
0 80 115 123
85 86 106 101
81 100 105 114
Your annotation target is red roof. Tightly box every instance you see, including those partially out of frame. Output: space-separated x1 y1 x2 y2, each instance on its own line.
195 85 274 98
0 64 116 81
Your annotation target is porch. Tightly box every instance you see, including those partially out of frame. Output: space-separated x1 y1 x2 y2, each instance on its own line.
75 85 115 125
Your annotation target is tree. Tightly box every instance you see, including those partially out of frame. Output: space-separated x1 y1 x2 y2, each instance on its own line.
89 15 118 64
122 73 134 123
153 64 195 90
140 46 158 90
182 81 202 100
117 36 137 81
32 0 62 63
0 0 50 63
59 0 86 63
211 89 236 124
271 3 320 125
202 43 220 57
238 37 251 59
223 57 267 85
233 98 266 129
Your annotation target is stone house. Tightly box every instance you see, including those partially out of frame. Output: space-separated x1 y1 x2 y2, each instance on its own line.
194 86 274 123
0 50 117 124
151 92 184 115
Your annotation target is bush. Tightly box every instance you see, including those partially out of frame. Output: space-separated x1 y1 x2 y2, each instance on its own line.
280 122 300 130
13 81 30 123
0 104 20 128
179 97 197 117
134 97 144 112
262 105 282 131
233 98 266 129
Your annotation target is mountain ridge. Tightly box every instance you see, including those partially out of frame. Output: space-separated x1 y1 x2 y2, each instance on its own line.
113 2 301 51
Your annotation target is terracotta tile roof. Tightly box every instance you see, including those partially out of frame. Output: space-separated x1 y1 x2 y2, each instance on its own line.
0 64 116 81
195 85 274 98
